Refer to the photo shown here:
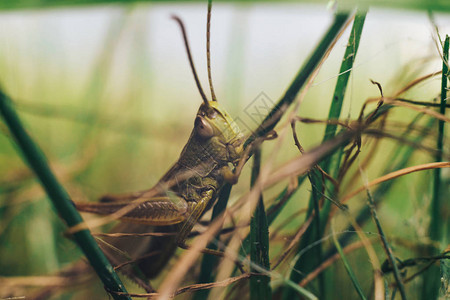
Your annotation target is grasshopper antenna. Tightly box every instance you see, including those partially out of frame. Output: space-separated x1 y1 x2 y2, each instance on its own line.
171 15 210 106
207 0 217 101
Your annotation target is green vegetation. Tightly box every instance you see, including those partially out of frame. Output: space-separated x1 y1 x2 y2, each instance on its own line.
0 1 448 300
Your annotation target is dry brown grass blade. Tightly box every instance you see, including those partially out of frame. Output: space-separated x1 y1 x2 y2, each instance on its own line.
342 114 388 193
342 161 450 203
113 273 253 298
174 273 252 297
265 129 356 187
366 97 450 123
393 71 442 97
0 276 82 287
364 129 442 156
93 232 177 238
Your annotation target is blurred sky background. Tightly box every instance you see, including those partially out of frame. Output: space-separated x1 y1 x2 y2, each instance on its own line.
0 2 449 202
0 4 449 118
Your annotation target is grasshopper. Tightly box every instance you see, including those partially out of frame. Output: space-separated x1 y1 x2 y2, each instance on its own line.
75 3 245 292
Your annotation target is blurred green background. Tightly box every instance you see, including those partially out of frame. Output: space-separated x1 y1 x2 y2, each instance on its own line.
0 1 448 299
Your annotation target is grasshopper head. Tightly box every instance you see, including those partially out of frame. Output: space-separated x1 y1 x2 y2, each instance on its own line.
194 101 244 164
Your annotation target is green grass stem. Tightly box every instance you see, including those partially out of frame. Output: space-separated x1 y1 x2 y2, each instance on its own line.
0 90 130 300
322 10 367 160
421 33 449 300
331 222 367 300
249 148 271 300
431 37 448 240
282 10 366 299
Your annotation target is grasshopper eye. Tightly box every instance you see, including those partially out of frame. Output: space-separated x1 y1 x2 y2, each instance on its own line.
195 116 214 139
207 109 218 119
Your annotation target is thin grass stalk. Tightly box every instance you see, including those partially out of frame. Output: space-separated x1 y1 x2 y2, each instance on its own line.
422 33 449 300
0 90 130 300
249 148 271 300
331 222 367 300
282 10 366 299
365 188 407 299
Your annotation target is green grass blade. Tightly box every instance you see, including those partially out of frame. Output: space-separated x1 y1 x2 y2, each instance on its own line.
0 90 130 300
441 254 450 298
244 12 350 148
432 35 448 242
322 11 367 167
282 10 366 299
306 169 325 294
421 33 449 300
236 176 307 268
331 223 367 300
249 148 271 300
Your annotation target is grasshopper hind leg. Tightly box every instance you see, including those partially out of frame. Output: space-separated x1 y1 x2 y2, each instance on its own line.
97 223 156 292
136 224 180 279
98 222 180 291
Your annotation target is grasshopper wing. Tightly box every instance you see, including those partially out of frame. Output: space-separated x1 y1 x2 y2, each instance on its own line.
75 193 188 285
75 193 189 226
